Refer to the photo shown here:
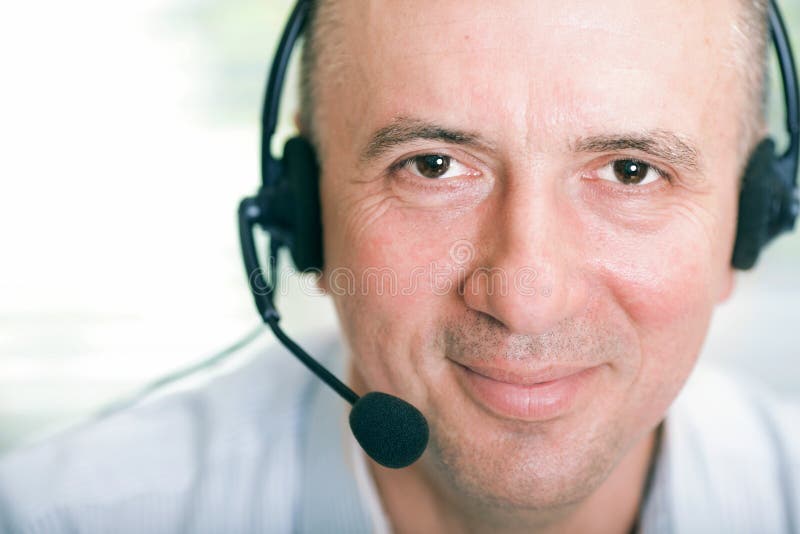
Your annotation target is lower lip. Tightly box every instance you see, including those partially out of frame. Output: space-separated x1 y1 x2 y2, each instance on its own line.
455 364 601 422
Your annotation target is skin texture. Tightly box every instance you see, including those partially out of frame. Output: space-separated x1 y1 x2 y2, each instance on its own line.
311 1 747 532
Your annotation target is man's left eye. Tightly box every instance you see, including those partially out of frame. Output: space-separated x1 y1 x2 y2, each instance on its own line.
403 154 470 180
597 159 664 186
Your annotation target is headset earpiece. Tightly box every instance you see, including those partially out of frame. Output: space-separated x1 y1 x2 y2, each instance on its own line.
250 137 323 276
282 136 323 272
732 137 799 270
732 139 781 270
252 136 323 273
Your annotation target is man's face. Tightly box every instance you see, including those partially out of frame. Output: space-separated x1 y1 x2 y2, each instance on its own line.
316 0 743 509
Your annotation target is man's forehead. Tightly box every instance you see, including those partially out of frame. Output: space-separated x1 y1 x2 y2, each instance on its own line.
315 0 745 168
335 0 739 54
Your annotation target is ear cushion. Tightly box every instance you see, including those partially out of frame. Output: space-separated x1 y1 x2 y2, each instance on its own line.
282 136 324 272
732 138 778 270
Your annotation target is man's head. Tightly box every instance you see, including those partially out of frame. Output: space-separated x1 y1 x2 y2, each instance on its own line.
299 0 770 521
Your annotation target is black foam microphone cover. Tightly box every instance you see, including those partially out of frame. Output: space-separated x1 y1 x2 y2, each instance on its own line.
349 391 429 469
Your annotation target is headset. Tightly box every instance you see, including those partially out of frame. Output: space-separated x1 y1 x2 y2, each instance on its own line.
237 0 800 469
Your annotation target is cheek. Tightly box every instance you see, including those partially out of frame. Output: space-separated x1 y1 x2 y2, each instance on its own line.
570 203 723 443
588 195 718 327
324 170 480 303
589 205 718 400
324 190 476 393
601 238 713 328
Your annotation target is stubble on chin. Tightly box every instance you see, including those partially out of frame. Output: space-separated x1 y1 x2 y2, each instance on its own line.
423 413 626 525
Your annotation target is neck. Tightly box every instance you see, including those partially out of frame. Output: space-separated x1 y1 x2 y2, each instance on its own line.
349 366 662 534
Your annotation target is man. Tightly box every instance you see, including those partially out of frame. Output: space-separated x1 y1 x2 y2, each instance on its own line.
1 0 798 533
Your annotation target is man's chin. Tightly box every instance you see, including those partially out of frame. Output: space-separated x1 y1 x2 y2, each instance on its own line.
423 417 621 514
421 385 625 513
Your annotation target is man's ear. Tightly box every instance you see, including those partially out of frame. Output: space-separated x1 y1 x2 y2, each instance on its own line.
716 267 737 303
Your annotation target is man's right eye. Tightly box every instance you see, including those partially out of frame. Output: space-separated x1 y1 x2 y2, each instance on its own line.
398 154 472 180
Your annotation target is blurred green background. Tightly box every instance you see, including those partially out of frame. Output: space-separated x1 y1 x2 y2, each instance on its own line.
0 0 799 454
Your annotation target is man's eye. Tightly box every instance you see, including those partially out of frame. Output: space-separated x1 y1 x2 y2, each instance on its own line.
597 159 665 186
402 154 470 180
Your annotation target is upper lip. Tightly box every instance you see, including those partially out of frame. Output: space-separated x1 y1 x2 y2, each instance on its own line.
454 362 597 386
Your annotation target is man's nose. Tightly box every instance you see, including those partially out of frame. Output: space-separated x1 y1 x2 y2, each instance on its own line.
461 179 588 336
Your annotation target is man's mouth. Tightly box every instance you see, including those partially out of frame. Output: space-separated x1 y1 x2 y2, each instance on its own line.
450 360 603 422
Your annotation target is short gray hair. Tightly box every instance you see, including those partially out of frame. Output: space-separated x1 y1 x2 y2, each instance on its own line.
298 0 336 151
733 0 771 158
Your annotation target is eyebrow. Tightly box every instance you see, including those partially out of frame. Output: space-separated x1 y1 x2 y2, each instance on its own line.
360 117 495 163
360 119 703 176
572 130 703 174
